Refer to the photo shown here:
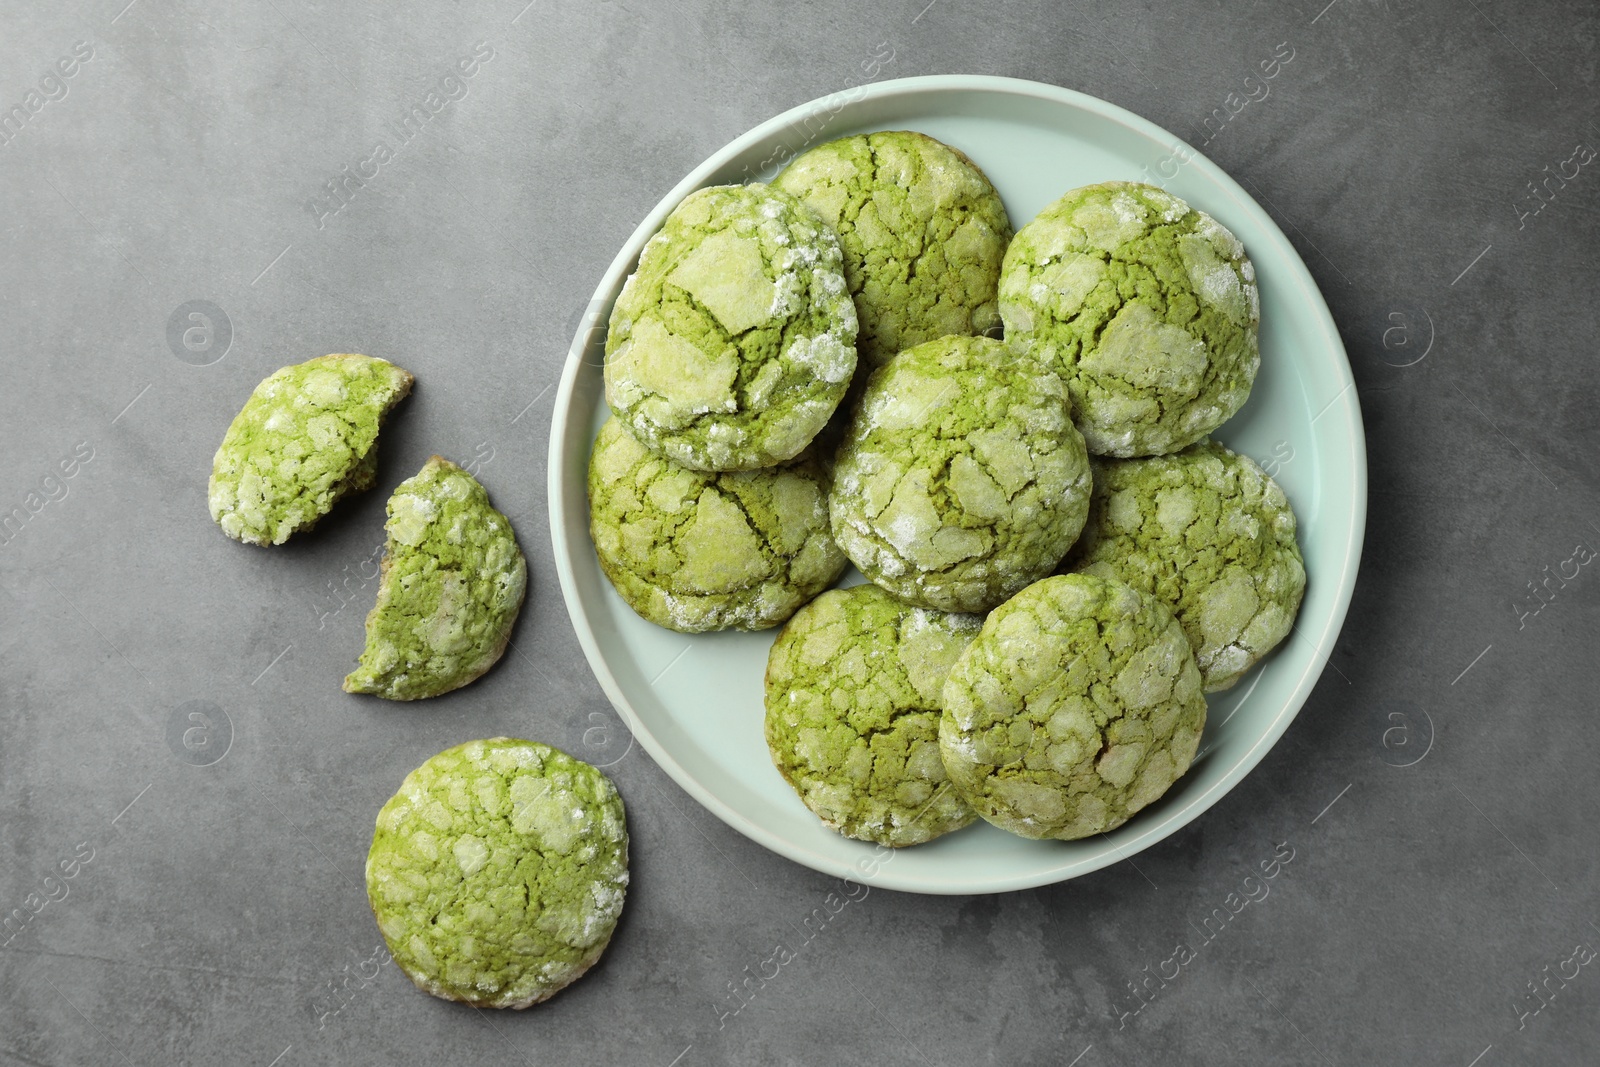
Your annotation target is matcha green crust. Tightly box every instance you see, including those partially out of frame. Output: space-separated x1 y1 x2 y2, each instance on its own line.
1064 439 1306 691
587 418 846 632
829 335 1091 614
774 130 1013 368
208 354 413 545
366 738 628 1009
343 457 527 701
940 574 1206 840
764 585 981 846
998 181 1259 457
604 182 857 472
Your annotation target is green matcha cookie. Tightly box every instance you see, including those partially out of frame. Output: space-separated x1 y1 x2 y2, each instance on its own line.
604 182 857 471
940 574 1206 840
344 456 527 701
587 417 845 632
775 130 1013 368
366 738 628 1008
1064 439 1306 691
829 335 1091 614
998 181 1259 457
764 584 982 846
208 354 413 545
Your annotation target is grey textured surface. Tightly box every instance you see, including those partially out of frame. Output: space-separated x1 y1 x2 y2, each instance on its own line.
1 1 1596 1064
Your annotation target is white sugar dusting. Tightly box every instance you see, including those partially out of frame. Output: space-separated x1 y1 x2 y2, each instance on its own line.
1110 191 1147 226
770 271 801 318
1193 213 1245 259
1155 189 1190 221
883 508 934 556
1196 263 1241 312
786 333 854 383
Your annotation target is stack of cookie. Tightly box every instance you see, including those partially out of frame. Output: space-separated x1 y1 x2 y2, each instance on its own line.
589 132 1306 850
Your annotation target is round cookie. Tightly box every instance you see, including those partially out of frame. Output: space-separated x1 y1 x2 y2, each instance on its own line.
343 456 527 701
208 353 413 545
774 130 1013 368
829 335 1091 614
603 182 857 471
1064 439 1306 691
998 181 1259 457
365 738 628 1009
764 584 982 847
940 573 1206 840
587 417 846 632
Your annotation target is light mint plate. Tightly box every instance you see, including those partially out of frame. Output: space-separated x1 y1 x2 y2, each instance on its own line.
548 75 1365 894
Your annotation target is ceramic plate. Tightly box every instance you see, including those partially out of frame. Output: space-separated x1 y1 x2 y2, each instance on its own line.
548 75 1365 894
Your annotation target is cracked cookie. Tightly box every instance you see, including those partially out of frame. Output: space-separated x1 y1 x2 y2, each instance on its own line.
1063 439 1305 691
940 573 1207 840
775 130 1013 368
208 353 413 545
343 456 527 700
366 738 628 1008
604 182 857 471
828 335 1091 614
998 181 1259 457
587 417 846 632
764 584 981 847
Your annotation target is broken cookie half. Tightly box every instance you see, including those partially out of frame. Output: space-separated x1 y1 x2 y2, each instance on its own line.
208 353 414 546
344 456 527 701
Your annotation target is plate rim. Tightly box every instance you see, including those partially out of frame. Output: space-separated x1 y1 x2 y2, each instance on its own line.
547 73 1368 895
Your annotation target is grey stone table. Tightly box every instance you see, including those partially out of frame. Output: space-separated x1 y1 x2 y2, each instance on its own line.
2 1 1595 1063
